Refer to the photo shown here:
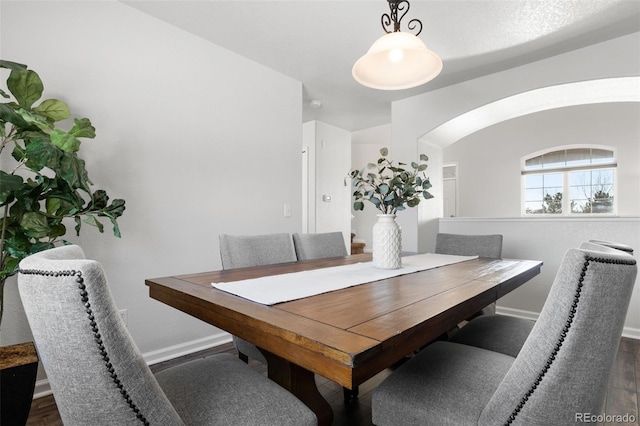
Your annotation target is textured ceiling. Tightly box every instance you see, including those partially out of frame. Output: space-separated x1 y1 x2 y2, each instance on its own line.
123 0 640 131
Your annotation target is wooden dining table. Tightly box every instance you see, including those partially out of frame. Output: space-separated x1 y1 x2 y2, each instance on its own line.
146 253 542 425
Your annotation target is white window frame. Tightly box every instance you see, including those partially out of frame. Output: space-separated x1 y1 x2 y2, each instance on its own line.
521 144 618 217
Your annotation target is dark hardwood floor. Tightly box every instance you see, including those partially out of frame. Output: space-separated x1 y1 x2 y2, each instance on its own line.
26 337 639 426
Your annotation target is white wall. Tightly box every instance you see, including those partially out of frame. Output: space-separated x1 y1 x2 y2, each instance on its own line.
444 103 640 217
350 124 391 250
303 121 351 249
0 0 303 385
392 32 640 253
439 217 640 338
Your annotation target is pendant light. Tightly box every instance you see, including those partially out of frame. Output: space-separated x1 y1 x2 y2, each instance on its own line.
352 0 442 90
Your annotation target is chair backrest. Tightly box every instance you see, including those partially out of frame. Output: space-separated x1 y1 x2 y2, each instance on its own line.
588 239 634 254
292 232 348 261
18 245 185 426
580 240 633 255
435 233 503 258
479 245 637 425
219 233 296 269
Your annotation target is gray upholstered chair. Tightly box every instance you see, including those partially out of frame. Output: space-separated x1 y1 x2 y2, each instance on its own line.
219 232 297 269
18 245 316 426
435 233 503 316
588 239 634 254
219 233 297 364
372 244 636 426
435 233 503 258
292 232 348 260
449 314 534 358
449 240 635 358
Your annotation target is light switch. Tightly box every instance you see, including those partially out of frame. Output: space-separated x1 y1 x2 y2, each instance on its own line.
284 203 292 218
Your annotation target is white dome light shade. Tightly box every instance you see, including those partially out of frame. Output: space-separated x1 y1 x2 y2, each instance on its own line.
352 32 443 90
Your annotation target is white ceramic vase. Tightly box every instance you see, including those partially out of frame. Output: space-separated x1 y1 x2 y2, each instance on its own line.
372 214 402 269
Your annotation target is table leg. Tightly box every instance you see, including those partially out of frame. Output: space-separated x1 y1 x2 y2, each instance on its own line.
259 349 334 426
343 385 359 403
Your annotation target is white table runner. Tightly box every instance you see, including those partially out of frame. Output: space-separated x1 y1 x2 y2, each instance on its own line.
211 253 478 305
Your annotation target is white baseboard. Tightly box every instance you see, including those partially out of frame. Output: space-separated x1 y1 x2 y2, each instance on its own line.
495 306 540 321
33 380 53 399
33 332 232 399
496 306 640 340
143 332 232 365
621 326 640 340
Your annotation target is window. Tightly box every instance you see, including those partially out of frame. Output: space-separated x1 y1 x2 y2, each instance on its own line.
522 146 616 216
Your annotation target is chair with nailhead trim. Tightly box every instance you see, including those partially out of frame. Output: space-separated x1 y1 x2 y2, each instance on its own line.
371 243 636 426
18 245 316 426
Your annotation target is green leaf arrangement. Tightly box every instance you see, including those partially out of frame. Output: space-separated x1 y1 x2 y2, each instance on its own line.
0 60 126 326
350 147 433 215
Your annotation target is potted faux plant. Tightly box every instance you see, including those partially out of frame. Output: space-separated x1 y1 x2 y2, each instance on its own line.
0 60 125 425
350 147 433 269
